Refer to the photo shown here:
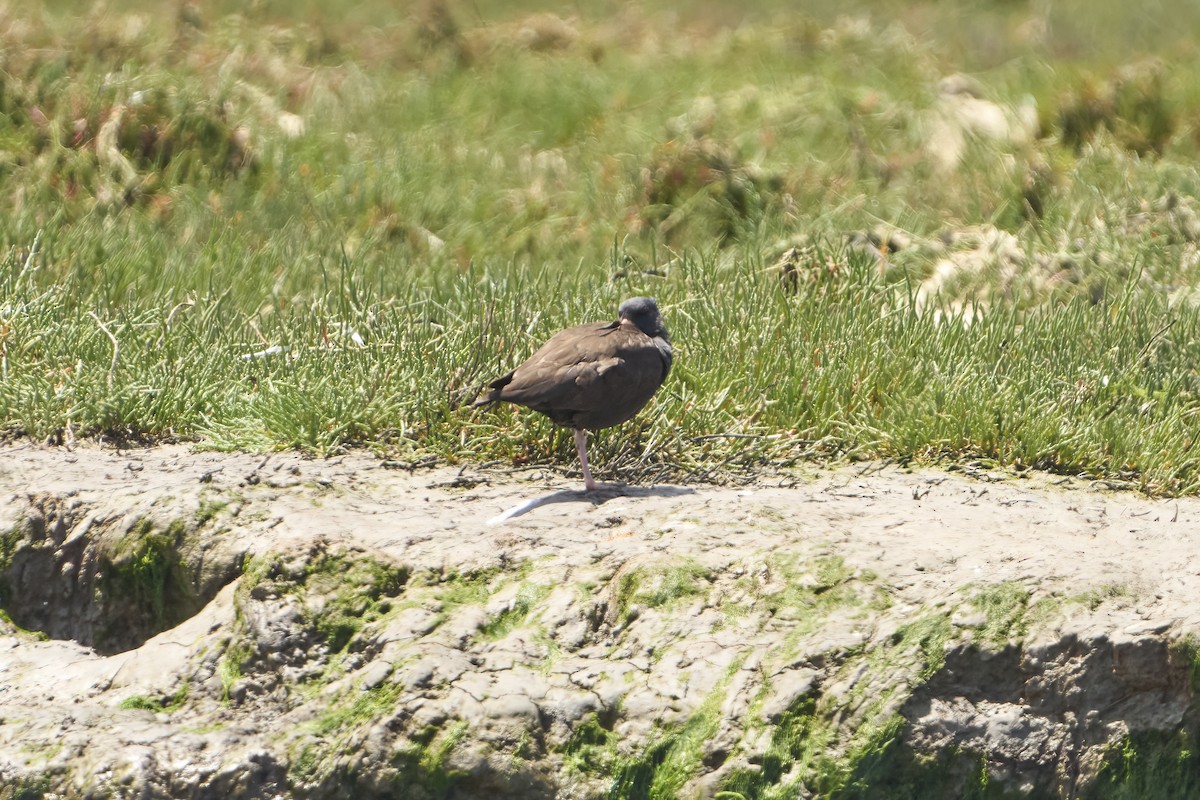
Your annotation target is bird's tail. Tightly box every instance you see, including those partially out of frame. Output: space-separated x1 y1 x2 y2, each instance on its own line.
471 372 513 408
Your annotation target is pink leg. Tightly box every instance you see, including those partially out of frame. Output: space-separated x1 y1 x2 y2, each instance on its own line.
574 428 598 491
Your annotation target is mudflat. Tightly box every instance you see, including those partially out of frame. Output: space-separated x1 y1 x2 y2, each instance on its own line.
0 442 1196 797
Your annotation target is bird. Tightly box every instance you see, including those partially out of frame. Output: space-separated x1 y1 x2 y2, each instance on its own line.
473 297 672 491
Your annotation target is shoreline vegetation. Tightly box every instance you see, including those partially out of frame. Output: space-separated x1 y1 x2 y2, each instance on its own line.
4 1 1200 493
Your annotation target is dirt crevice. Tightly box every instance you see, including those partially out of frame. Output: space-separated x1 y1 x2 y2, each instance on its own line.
1 490 245 654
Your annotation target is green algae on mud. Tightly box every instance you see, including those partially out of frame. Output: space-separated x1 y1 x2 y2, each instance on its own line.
0 522 27 610
291 712 470 798
303 549 409 652
969 581 1032 647
605 658 746 800
478 580 552 641
95 517 193 649
615 558 713 625
0 507 231 652
118 683 190 714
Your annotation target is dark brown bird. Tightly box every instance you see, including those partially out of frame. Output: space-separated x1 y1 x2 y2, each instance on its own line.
473 297 672 491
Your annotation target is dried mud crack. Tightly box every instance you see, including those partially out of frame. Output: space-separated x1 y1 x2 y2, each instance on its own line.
0 443 1198 798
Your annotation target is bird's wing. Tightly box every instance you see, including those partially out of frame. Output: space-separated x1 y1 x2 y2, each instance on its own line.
493 323 667 424
494 322 617 407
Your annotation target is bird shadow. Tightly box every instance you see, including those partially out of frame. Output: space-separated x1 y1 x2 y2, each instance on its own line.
487 484 695 525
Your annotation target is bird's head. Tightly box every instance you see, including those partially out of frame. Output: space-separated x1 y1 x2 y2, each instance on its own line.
618 296 668 341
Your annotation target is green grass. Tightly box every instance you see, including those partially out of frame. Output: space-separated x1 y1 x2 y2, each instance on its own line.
1086 730 1200 800
5 1 1200 491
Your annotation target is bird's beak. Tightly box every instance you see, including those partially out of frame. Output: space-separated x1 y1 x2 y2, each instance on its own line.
619 317 632 327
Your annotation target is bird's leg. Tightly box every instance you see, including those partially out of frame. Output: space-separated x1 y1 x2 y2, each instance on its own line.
574 428 598 491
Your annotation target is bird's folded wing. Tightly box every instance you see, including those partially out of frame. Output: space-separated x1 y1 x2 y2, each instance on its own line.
499 325 664 413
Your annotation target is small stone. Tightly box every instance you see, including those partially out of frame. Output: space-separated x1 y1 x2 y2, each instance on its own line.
542 688 599 726
395 662 435 689
1122 619 1173 636
359 660 393 690
952 610 988 628
392 607 439 638
760 668 818 723
483 694 539 723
